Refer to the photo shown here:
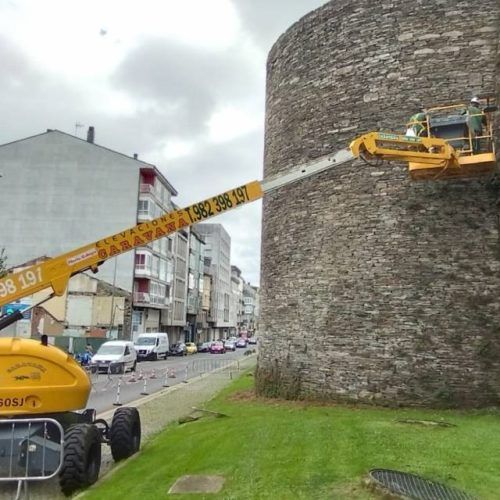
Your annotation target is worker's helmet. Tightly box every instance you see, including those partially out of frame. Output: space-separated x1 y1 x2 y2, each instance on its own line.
471 96 481 104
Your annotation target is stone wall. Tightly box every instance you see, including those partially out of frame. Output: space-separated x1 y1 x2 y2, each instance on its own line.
256 0 500 407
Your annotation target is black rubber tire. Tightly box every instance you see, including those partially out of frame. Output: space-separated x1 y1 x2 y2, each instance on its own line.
110 407 141 461
131 360 137 372
152 352 158 361
59 424 102 497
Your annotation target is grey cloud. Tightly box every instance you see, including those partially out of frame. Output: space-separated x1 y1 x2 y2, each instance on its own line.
233 0 329 50
112 37 262 137
156 131 264 284
162 129 264 205
0 36 89 145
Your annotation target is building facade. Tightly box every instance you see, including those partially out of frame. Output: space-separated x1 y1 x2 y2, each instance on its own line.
241 282 258 335
186 228 206 343
201 267 212 341
0 129 141 293
163 229 189 343
0 128 181 342
197 224 233 338
132 165 177 339
230 266 244 335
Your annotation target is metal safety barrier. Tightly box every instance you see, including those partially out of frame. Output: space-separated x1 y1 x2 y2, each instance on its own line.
100 357 243 406
0 418 64 500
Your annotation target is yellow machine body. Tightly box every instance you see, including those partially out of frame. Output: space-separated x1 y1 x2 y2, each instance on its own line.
349 132 460 168
0 338 91 416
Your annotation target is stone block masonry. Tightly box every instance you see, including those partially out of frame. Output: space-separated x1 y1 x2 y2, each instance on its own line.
257 0 500 408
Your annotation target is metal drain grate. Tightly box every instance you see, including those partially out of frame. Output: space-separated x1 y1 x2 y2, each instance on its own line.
369 469 477 500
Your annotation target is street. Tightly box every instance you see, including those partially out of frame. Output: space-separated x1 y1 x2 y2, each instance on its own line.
87 348 251 414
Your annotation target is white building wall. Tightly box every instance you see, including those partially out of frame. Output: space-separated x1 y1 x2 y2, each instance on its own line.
67 296 93 326
0 130 142 292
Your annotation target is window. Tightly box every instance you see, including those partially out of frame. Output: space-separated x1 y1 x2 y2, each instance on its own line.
174 300 184 321
176 259 186 277
167 260 173 283
159 258 167 282
152 256 160 278
138 199 149 216
175 235 187 256
175 278 185 298
149 281 166 305
161 238 168 255
135 252 152 272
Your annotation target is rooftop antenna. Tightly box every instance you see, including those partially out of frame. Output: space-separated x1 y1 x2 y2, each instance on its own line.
75 122 84 137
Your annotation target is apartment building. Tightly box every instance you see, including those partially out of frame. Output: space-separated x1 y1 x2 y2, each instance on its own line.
200 264 212 341
186 228 205 343
0 128 179 340
163 229 189 343
242 281 258 334
230 265 244 335
132 166 178 338
196 224 233 338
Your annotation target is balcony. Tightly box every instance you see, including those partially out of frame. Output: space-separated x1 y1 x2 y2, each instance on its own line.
133 292 150 305
133 292 168 308
134 263 152 277
139 184 171 212
137 210 154 222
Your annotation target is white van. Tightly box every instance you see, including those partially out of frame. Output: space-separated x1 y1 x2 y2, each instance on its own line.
91 340 137 374
134 332 169 361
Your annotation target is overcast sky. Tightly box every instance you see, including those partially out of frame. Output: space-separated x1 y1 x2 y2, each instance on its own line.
0 0 328 285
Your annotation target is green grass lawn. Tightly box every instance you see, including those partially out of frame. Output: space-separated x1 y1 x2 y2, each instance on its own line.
83 373 500 499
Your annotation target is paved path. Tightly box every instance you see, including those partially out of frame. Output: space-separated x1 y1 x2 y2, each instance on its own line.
0 354 257 500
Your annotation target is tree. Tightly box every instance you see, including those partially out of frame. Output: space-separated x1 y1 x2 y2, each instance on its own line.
0 248 7 279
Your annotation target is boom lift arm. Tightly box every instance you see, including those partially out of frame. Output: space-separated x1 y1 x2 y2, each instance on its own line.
0 131 473 329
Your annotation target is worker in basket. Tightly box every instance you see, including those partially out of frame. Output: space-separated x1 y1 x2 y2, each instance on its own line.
406 108 428 137
463 96 487 153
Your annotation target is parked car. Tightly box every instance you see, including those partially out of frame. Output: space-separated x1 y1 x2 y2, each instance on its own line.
196 342 211 353
236 338 248 348
170 342 187 356
185 342 198 354
224 340 236 352
210 341 226 354
91 340 137 374
247 337 258 345
134 332 169 360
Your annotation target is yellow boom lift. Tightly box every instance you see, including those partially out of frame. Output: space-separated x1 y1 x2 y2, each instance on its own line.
0 99 496 495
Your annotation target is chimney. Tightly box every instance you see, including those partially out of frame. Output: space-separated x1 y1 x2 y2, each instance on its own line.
133 153 138 160
87 126 95 144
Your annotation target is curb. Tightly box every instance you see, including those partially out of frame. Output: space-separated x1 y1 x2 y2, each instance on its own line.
96 355 256 421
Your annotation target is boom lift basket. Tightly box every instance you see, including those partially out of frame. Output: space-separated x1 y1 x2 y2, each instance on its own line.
408 98 497 180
